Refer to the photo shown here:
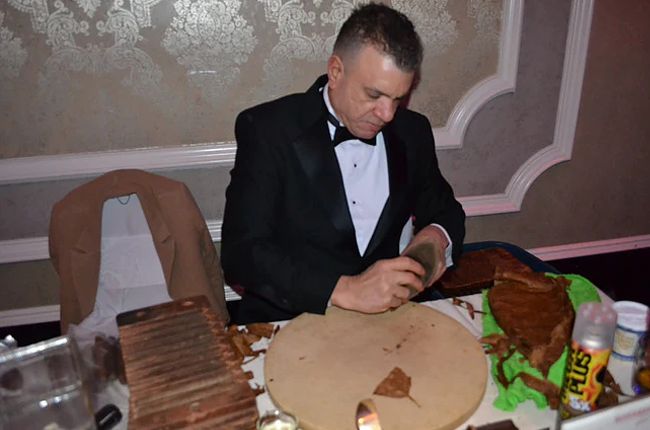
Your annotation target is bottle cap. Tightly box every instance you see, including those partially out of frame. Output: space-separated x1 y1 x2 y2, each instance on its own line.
572 302 618 348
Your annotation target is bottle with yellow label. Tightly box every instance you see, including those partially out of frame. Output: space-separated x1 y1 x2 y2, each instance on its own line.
559 302 617 420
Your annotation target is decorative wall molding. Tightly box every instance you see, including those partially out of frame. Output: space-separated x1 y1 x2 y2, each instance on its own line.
0 144 237 185
0 0 596 261
3 233 650 327
0 0 596 264
4 220 650 269
0 0 523 185
434 0 522 149
0 285 242 327
206 219 223 242
0 305 60 327
0 237 50 263
0 220 223 264
0 0 593 219
529 235 650 262
460 0 595 216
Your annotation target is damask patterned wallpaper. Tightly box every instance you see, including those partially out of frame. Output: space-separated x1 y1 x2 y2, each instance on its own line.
0 0 500 158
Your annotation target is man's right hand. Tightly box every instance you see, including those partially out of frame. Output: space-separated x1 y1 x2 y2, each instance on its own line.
330 257 426 313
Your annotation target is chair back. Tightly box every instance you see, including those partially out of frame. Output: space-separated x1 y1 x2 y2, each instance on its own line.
77 194 171 338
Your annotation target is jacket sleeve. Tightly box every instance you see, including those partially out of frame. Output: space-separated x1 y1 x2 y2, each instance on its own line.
49 203 81 334
220 111 340 315
409 114 466 265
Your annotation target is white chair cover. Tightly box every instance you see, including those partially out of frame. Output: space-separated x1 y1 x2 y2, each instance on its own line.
77 194 172 338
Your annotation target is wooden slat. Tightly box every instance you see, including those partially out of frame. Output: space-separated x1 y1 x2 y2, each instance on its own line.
118 296 257 429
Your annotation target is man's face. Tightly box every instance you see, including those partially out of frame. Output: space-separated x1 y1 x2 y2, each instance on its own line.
327 45 415 139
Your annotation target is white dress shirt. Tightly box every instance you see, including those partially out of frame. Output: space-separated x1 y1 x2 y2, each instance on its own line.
322 85 453 265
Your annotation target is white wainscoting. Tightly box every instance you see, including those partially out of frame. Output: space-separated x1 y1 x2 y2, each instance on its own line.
0 287 242 327
2 233 649 327
0 221 222 264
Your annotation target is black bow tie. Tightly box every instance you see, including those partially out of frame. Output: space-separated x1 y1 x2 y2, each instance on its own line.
327 112 376 147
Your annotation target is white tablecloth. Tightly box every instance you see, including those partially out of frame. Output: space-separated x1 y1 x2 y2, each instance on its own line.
243 294 560 430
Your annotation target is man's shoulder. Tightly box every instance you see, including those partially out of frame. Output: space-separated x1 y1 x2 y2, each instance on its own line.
237 75 326 128
237 92 306 125
394 107 430 128
390 107 433 143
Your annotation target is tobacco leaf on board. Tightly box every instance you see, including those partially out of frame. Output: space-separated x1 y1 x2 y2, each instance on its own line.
373 366 420 407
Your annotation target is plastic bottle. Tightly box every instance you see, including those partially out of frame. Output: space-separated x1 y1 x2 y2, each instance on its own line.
559 302 617 419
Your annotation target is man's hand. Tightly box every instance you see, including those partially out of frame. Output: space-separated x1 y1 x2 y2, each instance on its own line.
330 257 425 314
402 225 449 287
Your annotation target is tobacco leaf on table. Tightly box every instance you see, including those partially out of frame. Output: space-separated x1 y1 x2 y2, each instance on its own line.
246 323 275 339
452 298 485 320
226 325 270 364
515 372 561 410
373 366 420 407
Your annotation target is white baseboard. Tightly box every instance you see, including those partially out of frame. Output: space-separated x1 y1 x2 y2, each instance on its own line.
0 220 223 264
0 305 60 327
2 234 649 328
0 286 242 328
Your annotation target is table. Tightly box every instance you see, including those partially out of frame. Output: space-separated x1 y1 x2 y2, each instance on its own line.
99 288 612 430
243 293 584 430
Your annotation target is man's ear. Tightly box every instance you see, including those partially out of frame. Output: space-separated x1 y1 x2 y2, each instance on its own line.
327 54 344 88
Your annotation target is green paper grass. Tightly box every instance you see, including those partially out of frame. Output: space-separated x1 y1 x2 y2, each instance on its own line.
482 273 602 411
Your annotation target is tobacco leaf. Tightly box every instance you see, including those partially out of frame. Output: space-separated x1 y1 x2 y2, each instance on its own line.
452 298 485 319
515 372 561 410
227 323 278 365
373 366 420 407
480 333 511 357
246 323 275 339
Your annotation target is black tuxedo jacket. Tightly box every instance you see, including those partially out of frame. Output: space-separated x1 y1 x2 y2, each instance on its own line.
222 75 465 323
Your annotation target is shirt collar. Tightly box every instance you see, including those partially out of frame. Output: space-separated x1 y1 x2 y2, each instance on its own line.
322 84 337 139
322 83 384 144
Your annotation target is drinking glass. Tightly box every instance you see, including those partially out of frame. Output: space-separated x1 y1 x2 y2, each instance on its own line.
0 335 97 430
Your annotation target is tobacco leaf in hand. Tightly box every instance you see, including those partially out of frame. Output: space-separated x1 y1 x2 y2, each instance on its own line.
373 366 420 407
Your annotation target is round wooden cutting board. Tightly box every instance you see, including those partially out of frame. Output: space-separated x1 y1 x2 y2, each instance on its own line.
264 302 487 430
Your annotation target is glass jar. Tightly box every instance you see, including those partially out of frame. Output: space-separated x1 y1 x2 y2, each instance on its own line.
256 409 299 430
0 335 97 430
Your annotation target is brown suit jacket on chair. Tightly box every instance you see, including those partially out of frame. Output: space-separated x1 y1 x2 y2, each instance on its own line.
49 169 228 333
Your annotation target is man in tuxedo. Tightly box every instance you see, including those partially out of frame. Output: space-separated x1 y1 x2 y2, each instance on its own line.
222 3 465 323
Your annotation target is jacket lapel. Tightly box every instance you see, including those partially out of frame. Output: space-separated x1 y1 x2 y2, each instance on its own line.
292 76 357 249
364 123 409 257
